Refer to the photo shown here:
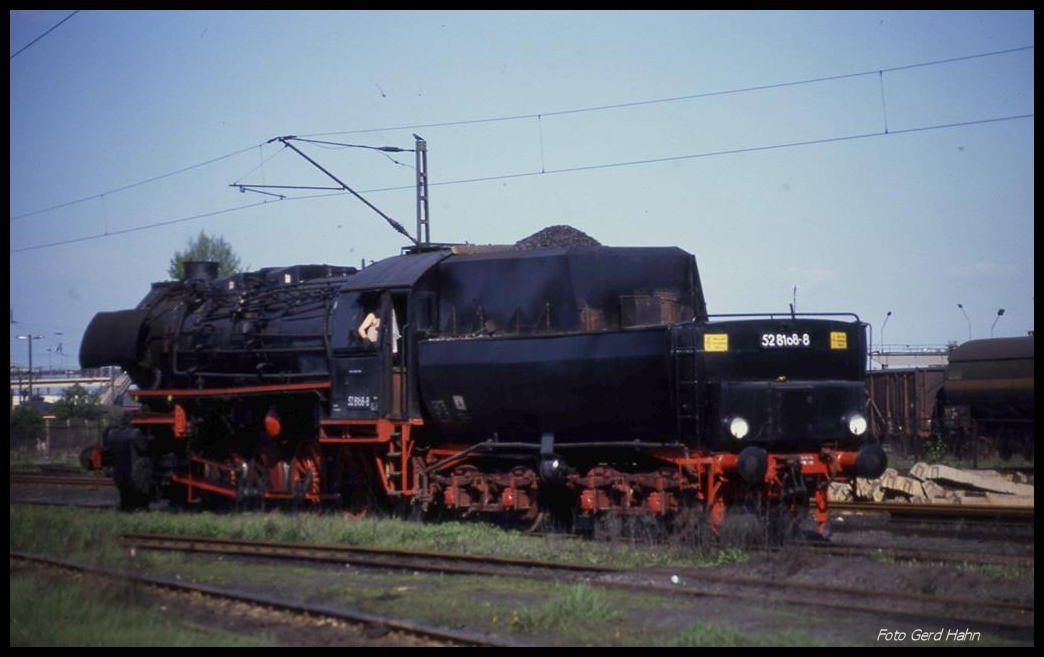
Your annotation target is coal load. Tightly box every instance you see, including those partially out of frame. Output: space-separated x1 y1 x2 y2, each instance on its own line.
515 225 602 249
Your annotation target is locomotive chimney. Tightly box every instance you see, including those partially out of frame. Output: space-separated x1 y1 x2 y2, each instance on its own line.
183 261 219 283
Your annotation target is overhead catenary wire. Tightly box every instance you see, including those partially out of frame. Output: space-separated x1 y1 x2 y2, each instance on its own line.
232 142 288 187
10 200 272 253
10 44 1032 224
11 143 264 222
298 45 1035 139
282 138 418 169
272 136 419 246
10 112 1033 255
9 45 1034 253
288 137 415 153
10 10 81 61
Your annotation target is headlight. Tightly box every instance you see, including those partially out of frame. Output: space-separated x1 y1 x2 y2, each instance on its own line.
728 416 750 440
539 457 566 483
846 413 868 436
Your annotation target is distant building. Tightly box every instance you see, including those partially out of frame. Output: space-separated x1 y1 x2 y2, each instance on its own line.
9 366 128 407
870 345 953 370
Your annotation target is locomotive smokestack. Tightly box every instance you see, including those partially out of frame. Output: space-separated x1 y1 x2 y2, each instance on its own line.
183 261 219 283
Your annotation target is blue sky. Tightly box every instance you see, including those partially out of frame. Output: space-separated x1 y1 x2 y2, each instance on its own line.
10 10 1034 369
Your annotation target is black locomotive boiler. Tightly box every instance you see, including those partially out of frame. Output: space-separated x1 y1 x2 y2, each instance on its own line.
81 244 885 531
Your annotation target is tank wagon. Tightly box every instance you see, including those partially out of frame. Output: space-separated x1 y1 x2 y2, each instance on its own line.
865 336 1033 462
81 245 885 531
937 335 1034 461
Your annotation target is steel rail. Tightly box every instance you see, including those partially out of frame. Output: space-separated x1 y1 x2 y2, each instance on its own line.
829 516 1035 543
10 500 114 510
10 551 524 647
121 532 617 576
9 473 112 488
802 542 1034 568
831 500 1034 523
614 576 1034 631
122 533 1034 629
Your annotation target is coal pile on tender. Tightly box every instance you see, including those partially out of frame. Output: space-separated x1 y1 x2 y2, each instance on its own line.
515 225 602 249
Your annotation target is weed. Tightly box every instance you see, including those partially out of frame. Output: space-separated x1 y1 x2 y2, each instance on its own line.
10 505 727 571
515 584 622 635
10 567 272 647
663 622 826 647
708 546 749 567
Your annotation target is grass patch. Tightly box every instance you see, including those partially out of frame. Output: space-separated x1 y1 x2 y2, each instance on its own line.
662 622 827 647
864 550 1035 582
9 504 723 571
10 566 272 647
960 562 1034 581
8 505 824 646
514 584 623 635
702 546 750 567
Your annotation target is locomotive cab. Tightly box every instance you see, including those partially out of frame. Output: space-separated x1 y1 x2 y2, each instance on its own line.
327 248 448 422
329 289 414 420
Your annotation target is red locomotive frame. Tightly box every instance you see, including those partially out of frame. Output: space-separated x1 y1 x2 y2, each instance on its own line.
124 382 861 533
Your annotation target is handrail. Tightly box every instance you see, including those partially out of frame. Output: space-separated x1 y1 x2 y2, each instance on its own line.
704 312 862 322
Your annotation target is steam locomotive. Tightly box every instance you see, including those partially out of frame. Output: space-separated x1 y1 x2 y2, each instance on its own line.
81 244 885 531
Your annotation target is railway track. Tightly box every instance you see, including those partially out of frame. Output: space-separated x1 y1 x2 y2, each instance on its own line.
9 500 115 510
121 532 1034 631
630 565 1034 630
10 473 112 488
120 532 617 578
801 541 1033 569
830 500 1034 524
10 551 524 647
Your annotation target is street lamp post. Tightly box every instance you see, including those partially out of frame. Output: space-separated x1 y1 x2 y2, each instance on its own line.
990 308 1006 338
957 304 971 341
16 334 43 402
880 311 892 369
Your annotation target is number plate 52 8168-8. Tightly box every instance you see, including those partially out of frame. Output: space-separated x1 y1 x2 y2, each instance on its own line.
760 332 811 348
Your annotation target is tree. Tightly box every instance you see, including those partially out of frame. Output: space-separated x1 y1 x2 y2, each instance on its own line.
168 230 244 280
10 404 44 434
52 384 103 421
10 404 45 451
